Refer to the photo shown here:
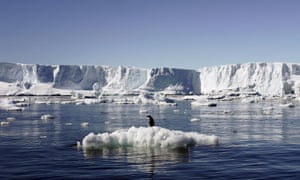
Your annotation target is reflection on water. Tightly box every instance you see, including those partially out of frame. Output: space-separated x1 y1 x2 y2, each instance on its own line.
191 101 300 145
83 146 190 177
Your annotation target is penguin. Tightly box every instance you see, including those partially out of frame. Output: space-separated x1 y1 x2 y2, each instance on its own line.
146 115 155 127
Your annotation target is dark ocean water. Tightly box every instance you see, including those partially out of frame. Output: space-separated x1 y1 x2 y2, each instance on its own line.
1 100 300 179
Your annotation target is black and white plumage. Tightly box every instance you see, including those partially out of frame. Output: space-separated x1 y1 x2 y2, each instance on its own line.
146 115 155 127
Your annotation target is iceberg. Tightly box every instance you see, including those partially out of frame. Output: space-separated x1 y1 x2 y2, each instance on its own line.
0 62 299 97
0 62 199 96
82 126 219 150
199 62 300 96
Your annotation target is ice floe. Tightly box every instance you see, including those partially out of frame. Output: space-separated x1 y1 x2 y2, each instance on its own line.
82 126 218 150
40 114 55 120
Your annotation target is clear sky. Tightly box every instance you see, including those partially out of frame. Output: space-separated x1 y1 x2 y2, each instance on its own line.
1 0 300 69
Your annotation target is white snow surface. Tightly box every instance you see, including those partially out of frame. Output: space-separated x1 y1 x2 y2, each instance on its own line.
0 62 300 96
199 62 299 96
0 63 199 96
82 126 218 150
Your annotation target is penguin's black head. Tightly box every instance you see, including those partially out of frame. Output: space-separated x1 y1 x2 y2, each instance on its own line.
146 115 155 127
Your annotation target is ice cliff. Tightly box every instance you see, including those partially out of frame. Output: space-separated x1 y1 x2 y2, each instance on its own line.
200 63 300 96
0 62 299 97
0 63 200 96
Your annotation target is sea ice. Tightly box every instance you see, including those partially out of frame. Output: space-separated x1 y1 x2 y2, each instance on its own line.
1 121 10 126
81 122 89 127
190 118 201 122
82 126 218 150
40 114 55 120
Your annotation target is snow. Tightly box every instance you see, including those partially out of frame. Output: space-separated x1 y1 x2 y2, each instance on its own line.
82 126 218 150
102 66 149 94
0 62 300 98
199 62 300 97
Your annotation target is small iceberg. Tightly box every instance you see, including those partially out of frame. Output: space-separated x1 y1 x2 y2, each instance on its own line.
40 114 55 120
280 103 295 108
81 122 89 127
190 118 201 122
6 106 23 112
82 126 218 150
1 121 10 126
6 117 16 121
191 101 217 107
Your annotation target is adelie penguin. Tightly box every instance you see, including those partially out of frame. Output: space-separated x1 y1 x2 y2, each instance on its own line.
146 115 155 127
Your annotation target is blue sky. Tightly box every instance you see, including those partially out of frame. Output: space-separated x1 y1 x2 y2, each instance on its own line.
1 0 300 69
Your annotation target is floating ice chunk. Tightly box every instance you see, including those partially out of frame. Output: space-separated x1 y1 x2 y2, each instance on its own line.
207 95 225 100
280 103 295 108
81 122 89 127
154 93 177 106
75 101 84 105
135 93 155 104
40 114 55 120
1 121 10 126
15 102 30 107
241 98 256 104
77 141 81 149
190 118 201 122
173 109 180 113
139 109 149 114
262 106 275 115
82 126 218 150
223 110 232 114
191 100 217 107
263 106 274 111
6 106 23 112
6 117 16 121
0 98 22 111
